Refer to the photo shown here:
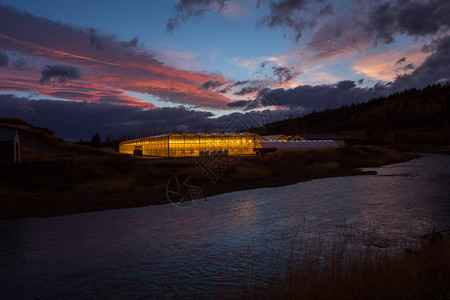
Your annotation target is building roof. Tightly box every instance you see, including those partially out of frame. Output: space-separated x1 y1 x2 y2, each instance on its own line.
259 140 339 150
297 133 345 140
239 132 252 136
0 128 18 142
262 134 288 141
119 132 263 144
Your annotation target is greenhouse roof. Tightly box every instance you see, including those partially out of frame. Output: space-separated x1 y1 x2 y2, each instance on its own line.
258 140 339 150
296 133 344 140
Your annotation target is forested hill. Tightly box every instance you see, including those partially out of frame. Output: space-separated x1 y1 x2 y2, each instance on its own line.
254 84 450 144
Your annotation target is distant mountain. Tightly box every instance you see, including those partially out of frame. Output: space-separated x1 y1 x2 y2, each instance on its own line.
253 84 450 144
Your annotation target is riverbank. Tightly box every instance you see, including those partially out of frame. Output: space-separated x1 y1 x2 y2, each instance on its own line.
202 146 420 199
0 145 419 219
221 229 450 299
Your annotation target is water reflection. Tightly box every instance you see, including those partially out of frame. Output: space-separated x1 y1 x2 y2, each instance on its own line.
0 154 449 298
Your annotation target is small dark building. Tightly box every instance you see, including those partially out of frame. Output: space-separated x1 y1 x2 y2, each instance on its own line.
261 134 290 141
289 133 346 147
0 129 20 163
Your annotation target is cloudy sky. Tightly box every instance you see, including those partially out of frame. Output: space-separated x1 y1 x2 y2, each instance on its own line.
0 0 449 140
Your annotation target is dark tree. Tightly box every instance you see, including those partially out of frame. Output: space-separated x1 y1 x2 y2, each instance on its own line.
91 132 101 147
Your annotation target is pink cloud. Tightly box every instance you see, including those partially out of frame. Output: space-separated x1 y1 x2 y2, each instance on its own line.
353 45 429 81
0 76 156 109
0 5 231 109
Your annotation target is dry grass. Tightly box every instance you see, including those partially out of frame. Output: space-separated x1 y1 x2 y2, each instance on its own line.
77 178 135 194
220 231 450 300
265 148 338 166
308 161 340 170
233 161 272 180
336 145 410 167
265 146 417 169
0 152 194 218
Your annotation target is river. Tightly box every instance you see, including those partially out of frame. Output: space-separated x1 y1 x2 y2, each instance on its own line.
1 154 449 298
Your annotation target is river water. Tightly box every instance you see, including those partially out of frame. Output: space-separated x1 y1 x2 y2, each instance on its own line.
1 154 449 298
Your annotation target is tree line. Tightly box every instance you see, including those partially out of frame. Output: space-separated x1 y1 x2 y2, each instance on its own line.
253 84 450 144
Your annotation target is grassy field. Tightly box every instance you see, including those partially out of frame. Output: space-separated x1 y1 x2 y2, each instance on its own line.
0 144 418 219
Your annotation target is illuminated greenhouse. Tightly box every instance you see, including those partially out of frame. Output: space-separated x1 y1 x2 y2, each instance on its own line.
119 132 265 157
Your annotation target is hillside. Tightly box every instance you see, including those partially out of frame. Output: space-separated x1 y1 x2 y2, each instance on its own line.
254 84 450 145
0 118 55 136
0 120 418 219
0 118 118 160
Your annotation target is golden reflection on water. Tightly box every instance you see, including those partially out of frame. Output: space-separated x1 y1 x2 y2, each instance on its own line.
229 195 258 229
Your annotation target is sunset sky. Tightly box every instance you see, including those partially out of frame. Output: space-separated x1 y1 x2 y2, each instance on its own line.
0 0 449 140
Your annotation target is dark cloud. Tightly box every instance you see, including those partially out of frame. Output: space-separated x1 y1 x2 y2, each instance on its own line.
231 82 391 113
11 57 28 70
272 66 301 83
39 65 81 84
201 80 224 90
373 82 391 93
163 0 446 55
261 0 312 41
396 57 406 65
336 80 356 90
217 87 229 94
421 36 447 53
226 100 250 108
230 80 249 87
167 0 229 31
390 34 450 92
262 0 450 45
367 3 395 44
366 0 450 44
299 0 449 58
121 37 138 47
235 89 281 111
319 3 333 16
217 80 250 93
0 94 216 140
396 0 450 36
234 86 260 95
305 17 365 58
215 108 297 132
0 51 8 67
88 28 104 50
403 63 415 71
256 0 264 9
88 29 137 50
0 94 293 140
166 18 178 31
